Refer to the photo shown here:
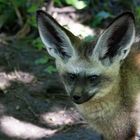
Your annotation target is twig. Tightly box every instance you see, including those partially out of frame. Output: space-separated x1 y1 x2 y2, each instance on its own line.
11 0 24 26
14 95 39 120
56 121 87 133
45 0 54 12
44 93 68 100
51 7 76 13
15 22 30 38
0 21 30 43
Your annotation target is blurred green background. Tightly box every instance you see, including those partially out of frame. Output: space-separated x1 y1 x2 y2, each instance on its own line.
0 0 140 74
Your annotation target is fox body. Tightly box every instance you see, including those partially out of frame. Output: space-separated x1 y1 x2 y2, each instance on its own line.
37 11 140 140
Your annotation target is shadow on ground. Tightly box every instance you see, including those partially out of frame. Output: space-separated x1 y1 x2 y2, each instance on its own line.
0 41 101 140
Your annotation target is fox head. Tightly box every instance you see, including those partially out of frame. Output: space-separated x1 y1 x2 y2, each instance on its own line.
37 10 135 104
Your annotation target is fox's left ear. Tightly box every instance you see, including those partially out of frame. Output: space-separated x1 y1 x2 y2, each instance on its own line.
36 10 77 62
92 12 135 66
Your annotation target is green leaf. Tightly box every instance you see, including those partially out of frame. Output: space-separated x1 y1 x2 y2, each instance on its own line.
32 38 45 50
74 1 87 9
65 0 76 5
12 0 26 7
91 11 112 27
0 0 10 5
27 4 38 14
44 66 57 74
91 16 102 27
35 57 49 65
136 7 140 16
65 0 87 9
96 11 111 19
54 0 63 6
28 16 37 27
0 15 7 28
84 35 97 42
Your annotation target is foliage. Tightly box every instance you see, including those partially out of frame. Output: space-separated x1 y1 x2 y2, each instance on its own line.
91 11 113 27
32 37 45 51
0 0 56 74
0 0 42 31
54 0 87 9
135 6 140 24
54 0 140 27
44 66 57 74
63 0 87 9
35 55 57 74
84 35 97 43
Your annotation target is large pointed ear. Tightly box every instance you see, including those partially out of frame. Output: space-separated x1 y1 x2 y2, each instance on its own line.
36 10 76 61
92 12 135 66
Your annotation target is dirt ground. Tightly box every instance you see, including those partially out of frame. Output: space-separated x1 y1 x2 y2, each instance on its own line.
0 41 101 140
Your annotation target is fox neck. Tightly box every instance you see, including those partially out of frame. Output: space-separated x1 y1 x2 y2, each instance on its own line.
120 48 140 100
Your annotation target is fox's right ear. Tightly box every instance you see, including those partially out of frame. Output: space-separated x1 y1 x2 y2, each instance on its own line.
91 12 135 66
36 10 76 61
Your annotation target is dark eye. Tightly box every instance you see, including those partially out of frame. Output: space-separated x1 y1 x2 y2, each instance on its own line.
68 73 77 80
88 75 99 83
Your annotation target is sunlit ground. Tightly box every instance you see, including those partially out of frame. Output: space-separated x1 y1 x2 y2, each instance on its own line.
0 71 35 91
41 108 82 127
0 70 84 139
41 111 75 126
0 115 57 139
0 109 83 139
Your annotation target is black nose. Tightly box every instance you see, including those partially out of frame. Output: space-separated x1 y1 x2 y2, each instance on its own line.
73 95 81 101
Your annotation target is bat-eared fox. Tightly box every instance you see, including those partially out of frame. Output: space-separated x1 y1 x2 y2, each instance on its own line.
37 10 140 140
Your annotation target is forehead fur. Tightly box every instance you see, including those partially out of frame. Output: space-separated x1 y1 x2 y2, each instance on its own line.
55 39 98 73
75 40 97 60
56 49 120 77
55 37 120 76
